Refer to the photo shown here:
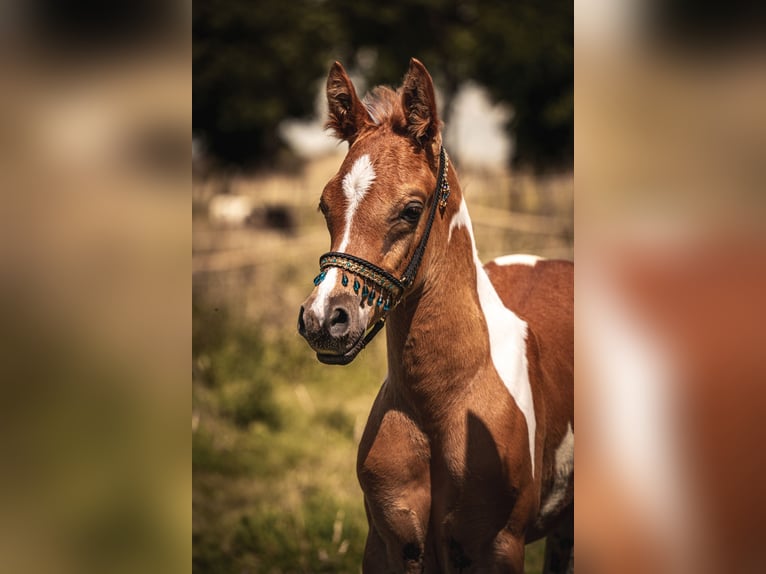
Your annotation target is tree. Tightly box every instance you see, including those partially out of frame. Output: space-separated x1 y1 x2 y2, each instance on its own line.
471 0 573 170
327 0 477 127
332 0 572 170
193 0 572 171
193 0 340 168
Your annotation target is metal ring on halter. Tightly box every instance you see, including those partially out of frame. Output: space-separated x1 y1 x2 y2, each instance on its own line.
312 146 451 351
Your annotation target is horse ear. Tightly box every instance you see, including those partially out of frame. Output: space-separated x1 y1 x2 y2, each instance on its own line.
326 61 370 144
401 58 441 148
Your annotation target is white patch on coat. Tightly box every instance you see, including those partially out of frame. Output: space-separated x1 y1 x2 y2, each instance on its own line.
448 201 471 243
311 155 376 322
449 198 537 475
492 254 542 267
539 423 574 519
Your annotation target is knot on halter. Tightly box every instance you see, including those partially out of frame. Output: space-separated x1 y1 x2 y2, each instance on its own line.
311 146 451 351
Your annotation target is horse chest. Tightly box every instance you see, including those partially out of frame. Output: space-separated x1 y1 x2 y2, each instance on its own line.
358 392 532 570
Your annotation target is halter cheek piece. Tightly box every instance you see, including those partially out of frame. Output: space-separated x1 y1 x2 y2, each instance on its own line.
312 146 451 355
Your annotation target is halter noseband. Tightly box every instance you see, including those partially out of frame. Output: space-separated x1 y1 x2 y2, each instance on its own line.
312 146 451 357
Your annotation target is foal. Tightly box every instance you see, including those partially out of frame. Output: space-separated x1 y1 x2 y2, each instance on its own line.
299 59 573 573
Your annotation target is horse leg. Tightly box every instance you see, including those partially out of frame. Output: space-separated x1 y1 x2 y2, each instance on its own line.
489 530 526 574
361 517 393 574
358 393 430 573
362 498 427 574
542 507 574 574
435 527 525 573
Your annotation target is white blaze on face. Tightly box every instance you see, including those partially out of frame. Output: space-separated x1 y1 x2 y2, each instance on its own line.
449 198 537 476
310 155 377 322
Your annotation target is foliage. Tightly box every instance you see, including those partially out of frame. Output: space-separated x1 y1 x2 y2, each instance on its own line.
470 0 573 169
192 301 280 428
193 0 341 167
193 0 572 171
192 298 382 572
331 0 572 170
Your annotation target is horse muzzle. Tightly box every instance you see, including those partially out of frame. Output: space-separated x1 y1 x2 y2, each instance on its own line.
298 290 370 365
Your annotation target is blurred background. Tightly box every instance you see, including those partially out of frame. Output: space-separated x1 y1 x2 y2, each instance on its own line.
576 1 766 573
192 1 572 572
0 1 190 574
1 0 763 573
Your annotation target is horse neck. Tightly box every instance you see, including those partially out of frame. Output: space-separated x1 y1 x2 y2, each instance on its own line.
385 179 495 417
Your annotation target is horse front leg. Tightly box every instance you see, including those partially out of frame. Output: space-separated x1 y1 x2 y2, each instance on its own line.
362 491 430 574
358 387 431 573
542 507 574 574
361 506 396 574
436 528 525 574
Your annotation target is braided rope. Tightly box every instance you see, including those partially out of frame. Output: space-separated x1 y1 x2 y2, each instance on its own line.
320 253 404 300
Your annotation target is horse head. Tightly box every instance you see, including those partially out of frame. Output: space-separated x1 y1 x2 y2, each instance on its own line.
298 59 453 364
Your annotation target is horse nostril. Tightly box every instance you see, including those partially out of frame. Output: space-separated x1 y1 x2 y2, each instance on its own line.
329 306 350 338
297 306 307 335
330 307 349 327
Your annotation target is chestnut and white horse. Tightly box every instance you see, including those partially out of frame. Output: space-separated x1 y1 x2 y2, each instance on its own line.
298 59 573 573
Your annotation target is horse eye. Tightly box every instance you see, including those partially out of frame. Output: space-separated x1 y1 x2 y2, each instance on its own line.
400 203 423 224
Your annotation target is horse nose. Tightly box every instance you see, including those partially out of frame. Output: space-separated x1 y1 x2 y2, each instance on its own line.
298 295 357 345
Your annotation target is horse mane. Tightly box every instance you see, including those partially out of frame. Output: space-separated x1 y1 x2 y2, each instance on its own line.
363 86 405 128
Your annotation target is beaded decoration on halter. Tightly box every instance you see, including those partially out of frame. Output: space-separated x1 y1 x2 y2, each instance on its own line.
312 146 450 343
315 252 404 312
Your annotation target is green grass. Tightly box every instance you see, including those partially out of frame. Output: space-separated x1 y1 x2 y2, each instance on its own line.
193 298 384 573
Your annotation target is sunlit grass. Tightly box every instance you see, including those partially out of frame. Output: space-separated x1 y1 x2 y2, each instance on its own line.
193 298 386 573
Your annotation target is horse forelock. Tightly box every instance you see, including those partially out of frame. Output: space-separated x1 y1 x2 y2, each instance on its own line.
363 86 404 128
